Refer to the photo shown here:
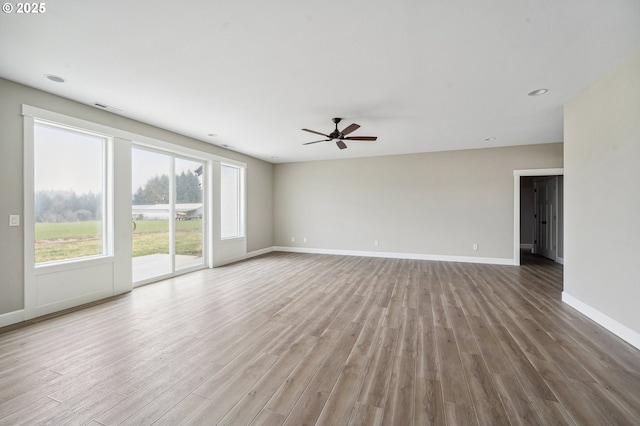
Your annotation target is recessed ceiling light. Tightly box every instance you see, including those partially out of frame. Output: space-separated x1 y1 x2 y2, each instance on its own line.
484 137 496 141
45 74 66 83
528 88 548 96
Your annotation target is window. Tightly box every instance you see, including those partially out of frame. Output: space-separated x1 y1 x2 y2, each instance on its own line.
33 121 110 264
220 164 243 239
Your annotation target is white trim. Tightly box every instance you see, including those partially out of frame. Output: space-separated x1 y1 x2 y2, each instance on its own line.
23 114 36 319
113 137 133 294
35 255 114 275
220 163 246 240
34 290 114 319
0 309 25 328
273 246 514 265
520 244 533 250
215 247 274 266
513 168 564 177
25 116 116 320
556 257 564 265
21 104 229 320
132 263 208 288
207 161 217 268
246 247 274 259
132 144 212 274
216 254 249 266
214 237 248 267
562 292 640 350
513 168 564 266
169 153 176 273
21 105 246 168
213 163 248 266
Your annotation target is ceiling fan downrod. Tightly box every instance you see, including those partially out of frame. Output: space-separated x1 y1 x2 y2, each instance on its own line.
330 117 342 139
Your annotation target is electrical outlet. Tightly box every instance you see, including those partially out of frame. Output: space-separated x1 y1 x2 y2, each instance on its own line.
303 237 307 243
374 240 379 247
473 243 478 251
291 237 295 242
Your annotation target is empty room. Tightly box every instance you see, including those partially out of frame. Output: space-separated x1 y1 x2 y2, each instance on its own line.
1 1 639 425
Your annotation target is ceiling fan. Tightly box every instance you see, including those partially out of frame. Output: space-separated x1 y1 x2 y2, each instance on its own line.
302 117 377 150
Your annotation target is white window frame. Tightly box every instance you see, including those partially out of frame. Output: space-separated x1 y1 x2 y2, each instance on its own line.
22 105 124 320
131 144 210 286
32 120 114 266
220 163 246 240
22 104 248 320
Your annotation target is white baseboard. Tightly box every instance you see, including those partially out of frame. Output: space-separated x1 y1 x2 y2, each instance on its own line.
272 246 514 266
0 309 25 328
556 256 564 265
520 243 533 250
245 247 275 259
217 247 275 266
562 292 640 350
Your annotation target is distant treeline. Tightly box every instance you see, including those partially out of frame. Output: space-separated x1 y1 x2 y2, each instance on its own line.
133 171 202 205
36 171 202 223
35 190 102 223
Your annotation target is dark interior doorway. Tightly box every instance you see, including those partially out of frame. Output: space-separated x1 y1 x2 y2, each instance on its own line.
520 175 564 265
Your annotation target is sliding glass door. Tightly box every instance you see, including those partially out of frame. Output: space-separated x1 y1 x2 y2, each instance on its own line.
175 157 204 271
132 147 205 284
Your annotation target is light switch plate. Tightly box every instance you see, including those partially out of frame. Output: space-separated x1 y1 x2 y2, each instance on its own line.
9 215 20 227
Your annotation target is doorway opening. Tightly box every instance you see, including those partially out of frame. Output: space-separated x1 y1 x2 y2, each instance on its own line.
513 168 564 266
520 175 564 264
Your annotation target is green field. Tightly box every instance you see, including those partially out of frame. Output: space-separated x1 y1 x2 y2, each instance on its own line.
35 220 203 263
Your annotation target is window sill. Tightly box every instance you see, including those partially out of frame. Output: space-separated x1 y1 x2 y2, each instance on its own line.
221 236 245 243
35 255 114 275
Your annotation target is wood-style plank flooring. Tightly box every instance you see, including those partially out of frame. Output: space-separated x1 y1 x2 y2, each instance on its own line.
1 252 640 425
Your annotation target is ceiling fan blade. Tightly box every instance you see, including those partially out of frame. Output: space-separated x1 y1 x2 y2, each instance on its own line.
302 128 330 138
336 140 348 150
340 123 360 136
303 139 331 145
344 136 377 141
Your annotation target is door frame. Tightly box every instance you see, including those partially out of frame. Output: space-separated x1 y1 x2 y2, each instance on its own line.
131 145 209 286
513 168 564 266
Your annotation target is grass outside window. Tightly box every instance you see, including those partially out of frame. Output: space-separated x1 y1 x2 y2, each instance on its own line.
35 219 203 263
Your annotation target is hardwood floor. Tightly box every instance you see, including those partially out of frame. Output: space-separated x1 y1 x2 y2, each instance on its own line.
1 252 639 425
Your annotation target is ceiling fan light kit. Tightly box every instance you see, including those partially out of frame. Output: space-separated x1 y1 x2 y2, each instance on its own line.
302 117 377 150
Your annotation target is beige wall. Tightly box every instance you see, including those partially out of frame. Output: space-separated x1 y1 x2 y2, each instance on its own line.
274 143 563 260
564 49 640 335
246 159 274 253
0 78 274 316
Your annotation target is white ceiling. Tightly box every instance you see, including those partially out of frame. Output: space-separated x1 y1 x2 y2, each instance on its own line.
1 0 639 163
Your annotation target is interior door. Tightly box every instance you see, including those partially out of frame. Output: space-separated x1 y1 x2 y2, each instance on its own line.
534 176 557 260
